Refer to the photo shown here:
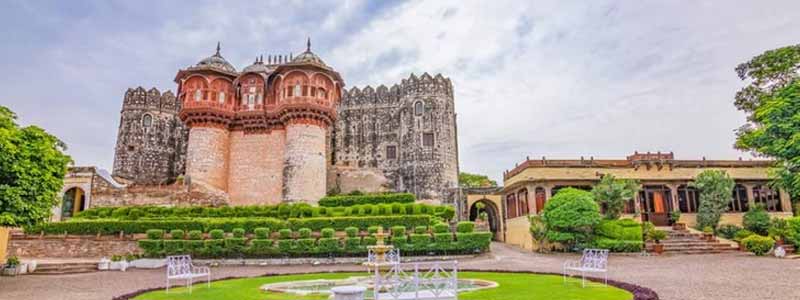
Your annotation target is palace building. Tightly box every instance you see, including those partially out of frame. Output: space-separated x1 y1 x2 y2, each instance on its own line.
464 152 793 248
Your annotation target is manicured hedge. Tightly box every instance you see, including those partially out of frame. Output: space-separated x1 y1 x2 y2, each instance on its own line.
137 228 493 258
594 237 643 252
592 218 643 253
26 215 432 235
319 193 415 207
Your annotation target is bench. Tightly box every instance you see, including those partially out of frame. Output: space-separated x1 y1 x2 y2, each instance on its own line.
563 248 609 287
166 255 210 293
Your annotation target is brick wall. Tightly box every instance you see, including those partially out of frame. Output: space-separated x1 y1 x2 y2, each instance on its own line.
228 130 286 205
186 126 230 191
284 123 327 203
8 235 139 258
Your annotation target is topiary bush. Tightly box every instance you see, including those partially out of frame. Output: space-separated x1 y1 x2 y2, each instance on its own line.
391 226 406 237
456 221 475 233
432 223 449 234
541 188 601 250
170 229 185 240
209 229 225 240
742 234 775 256
321 228 335 238
278 229 292 240
344 227 358 238
367 226 380 235
298 228 312 239
716 224 742 240
187 230 203 240
318 193 416 207
743 204 771 235
254 227 270 240
146 229 164 240
733 229 754 242
415 226 428 234
232 228 246 238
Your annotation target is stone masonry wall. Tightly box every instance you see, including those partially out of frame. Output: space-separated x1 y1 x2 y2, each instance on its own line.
228 130 286 205
112 87 187 184
284 123 327 203
334 73 459 203
186 126 230 191
9 235 139 258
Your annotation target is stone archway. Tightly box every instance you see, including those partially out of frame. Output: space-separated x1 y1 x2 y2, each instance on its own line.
469 199 500 240
61 187 86 220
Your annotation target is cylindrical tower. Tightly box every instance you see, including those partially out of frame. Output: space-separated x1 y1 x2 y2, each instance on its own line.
175 43 237 191
274 40 344 203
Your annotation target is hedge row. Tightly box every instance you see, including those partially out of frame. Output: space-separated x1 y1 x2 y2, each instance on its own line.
593 219 644 253
319 193 415 207
138 232 493 258
25 215 432 235
72 201 453 221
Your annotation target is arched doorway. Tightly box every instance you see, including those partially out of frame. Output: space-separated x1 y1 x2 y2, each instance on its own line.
61 187 86 220
469 199 500 240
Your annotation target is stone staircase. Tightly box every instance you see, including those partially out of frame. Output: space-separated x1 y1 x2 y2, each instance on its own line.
30 261 98 275
646 228 739 255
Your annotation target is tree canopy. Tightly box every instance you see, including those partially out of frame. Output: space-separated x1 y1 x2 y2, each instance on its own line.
591 174 640 220
458 172 498 188
0 105 71 227
540 188 600 250
691 170 735 229
734 45 800 205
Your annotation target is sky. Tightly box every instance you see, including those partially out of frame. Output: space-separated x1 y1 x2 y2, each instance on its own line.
1 0 799 183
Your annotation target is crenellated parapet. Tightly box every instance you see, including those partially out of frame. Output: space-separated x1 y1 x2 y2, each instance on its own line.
341 73 452 108
122 87 181 113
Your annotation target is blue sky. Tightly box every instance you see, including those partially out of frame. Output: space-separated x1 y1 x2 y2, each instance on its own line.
2 0 799 182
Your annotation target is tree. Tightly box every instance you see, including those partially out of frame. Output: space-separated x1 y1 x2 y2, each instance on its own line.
733 45 800 210
591 174 640 220
691 170 735 229
529 215 548 253
458 172 497 188
540 188 601 251
0 105 71 227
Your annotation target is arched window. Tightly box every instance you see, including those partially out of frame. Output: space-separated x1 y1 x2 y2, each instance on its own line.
754 185 782 212
677 185 699 213
257 93 263 105
319 88 327 99
218 92 225 103
506 194 518 219
534 187 546 214
294 84 302 97
730 184 748 212
142 114 152 127
518 189 529 216
414 101 424 116
193 89 202 101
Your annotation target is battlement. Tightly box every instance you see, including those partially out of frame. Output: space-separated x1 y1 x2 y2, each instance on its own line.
123 86 180 113
341 72 452 107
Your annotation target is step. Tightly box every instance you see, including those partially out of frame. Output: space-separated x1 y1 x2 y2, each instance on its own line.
31 262 98 275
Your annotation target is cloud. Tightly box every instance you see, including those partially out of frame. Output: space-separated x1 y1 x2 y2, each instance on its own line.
1 0 799 183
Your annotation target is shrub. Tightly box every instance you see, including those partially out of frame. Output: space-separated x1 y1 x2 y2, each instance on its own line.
391 226 406 237
434 206 456 221
298 228 312 239
138 240 162 257
541 188 601 250
591 174 640 220
163 240 185 255
716 224 742 239
232 228 246 238
594 238 643 252
187 230 203 240
733 229 754 242
318 193 416 207
415 226 428 234
318 238 341 254
456 221 475 233
743 205 771 235
345 227 359 238
249 239 276 256
691 170 735 229
225 237 246 255
344 237 362 253
204 239 225 257
279 229 292 240
170 229 184 240
768 218 789 242
362 236 377 246
432 223 449 233
367 226 380 234
456 232 493 252
277 239 294 254
287 216 431 231
409 233 432 249
254 227 270 240
647 230 667 243
295 239 316 254
321 228 335 238
595 219 642 241
742 235 775 256
208 229 225 240
786 217 800 246
146 229 164 240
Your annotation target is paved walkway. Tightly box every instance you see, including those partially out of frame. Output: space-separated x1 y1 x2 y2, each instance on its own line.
1 243 799 300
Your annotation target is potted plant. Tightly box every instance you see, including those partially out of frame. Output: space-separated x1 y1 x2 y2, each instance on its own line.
2 256 20 276
702 226 715 242
109 255 129 272
648 229 668 254
768 219 788 246
670 211 685 230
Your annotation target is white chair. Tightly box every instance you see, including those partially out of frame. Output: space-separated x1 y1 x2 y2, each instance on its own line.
166 255 210 293
563 248 609 287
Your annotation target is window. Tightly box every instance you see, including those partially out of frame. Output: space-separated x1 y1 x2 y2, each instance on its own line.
730 184 749 212
534 187 547 214
194 89 202 101
386 145 397 160
319 88 327 99
677 185 699 213
294 84 301 97
506 194 518 219
218 92 225 103
754 185 782 212
414 101 424 115
423 133 434 147
142 114 152 127
257 93 263 105
518 189 529 216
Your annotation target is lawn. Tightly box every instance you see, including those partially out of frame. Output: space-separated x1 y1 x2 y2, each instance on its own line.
134 271 633 300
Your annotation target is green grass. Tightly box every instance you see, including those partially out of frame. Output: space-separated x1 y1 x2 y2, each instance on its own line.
134 272 632 300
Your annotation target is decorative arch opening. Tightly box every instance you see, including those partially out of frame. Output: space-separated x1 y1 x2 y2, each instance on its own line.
61 187 86 220
469 199 500 240
414 101 424 116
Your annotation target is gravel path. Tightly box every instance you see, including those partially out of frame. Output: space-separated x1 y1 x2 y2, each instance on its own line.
1 243 798 300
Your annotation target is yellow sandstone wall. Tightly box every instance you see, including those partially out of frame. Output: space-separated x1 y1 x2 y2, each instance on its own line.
228 130 286 205
0 227 9 261
505 216 533 251
284 124 327 203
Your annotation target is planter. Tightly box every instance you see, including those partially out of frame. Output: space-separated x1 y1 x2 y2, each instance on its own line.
652 243 664 254
1 266 18 276
672 223 686 231
110 260 129 272
703 233 714 242
738 242 746 251
98 258 110 271
26 261 37 273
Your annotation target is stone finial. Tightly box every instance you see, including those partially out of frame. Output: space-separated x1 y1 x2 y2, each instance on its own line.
215 42 221 55
307 37 311 52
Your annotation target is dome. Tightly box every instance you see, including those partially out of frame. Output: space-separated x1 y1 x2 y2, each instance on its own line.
242 56 273 74
196 43 236 73
290 38 327 66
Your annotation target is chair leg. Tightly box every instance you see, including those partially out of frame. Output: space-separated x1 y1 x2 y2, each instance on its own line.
207 274 211 288
581 271 585 288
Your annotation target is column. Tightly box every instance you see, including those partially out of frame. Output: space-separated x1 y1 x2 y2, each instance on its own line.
779 189 792 212
744 184 756 209
667 183 678 213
